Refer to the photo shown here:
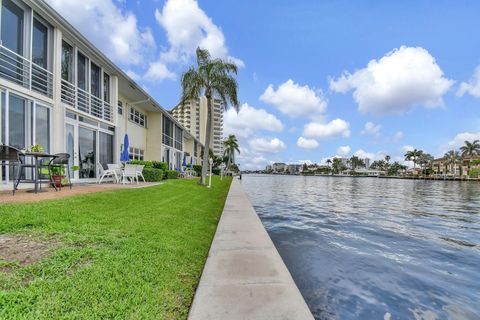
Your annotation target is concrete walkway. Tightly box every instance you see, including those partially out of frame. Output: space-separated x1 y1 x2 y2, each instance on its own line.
188 179 314 320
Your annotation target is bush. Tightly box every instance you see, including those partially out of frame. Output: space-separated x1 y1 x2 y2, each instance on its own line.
142 168 164 182
152 161 168 171
165 170 179 179
127 160 168 171
468 168 480 178
212 168 221 175
128 160 153 168
193 165 202 176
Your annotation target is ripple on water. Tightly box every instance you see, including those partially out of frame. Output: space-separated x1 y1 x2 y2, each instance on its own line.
242 175 480 320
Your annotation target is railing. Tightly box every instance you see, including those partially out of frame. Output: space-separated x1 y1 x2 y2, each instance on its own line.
0 44 53 98
61 79 113 122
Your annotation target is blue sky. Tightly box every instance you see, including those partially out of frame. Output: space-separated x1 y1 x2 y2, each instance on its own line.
47 0 480 169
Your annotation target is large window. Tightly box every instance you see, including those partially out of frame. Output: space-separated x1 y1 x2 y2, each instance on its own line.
174 125 182 150
78 127 96 178
77 52 87 91
129 147 144 161
90 62 100 98
194 140 198 157
9 94 26 149
99 132 113 168
1 0 24 55
162 116 173 147
103 73 110 103
32 18 48 69
129 106 147 128
61 41 73 83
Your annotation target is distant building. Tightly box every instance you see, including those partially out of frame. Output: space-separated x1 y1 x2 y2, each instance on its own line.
287 164 302 174
363 158 371 169
272 162 287 172
265 165 272 172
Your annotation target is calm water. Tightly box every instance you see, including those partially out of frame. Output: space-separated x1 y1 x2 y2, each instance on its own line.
242 175 480 320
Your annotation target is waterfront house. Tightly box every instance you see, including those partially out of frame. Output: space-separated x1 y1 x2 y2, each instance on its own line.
0 0 202 183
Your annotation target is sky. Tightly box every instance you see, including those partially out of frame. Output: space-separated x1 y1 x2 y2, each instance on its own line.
46 0 480 169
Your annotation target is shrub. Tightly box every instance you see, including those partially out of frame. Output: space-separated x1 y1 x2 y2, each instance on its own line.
152 161 168 171
128 160 153 168
212 168 220 175
193 165 202 176
142 168 164 182
468 168 480 178
128 160 168 171
166 170 179 179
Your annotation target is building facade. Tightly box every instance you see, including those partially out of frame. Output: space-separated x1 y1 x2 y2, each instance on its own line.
171 96 224 157
0 0 201 181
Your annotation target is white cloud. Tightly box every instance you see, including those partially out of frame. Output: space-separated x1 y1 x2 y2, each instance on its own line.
223 103 283 139
354 149 386 161
361 122 382 135
392 131 404 142
298 160 313 165
402 145 415 153
447 132 480 149
235 147 272 170
297 137 319 149
303 118 350 139
144 61 176 82
260 79 327 118
249 137 286 153
337 145 351 156
329 46 454 115
154 0 243 66
46 0 155 65
457 66 480 98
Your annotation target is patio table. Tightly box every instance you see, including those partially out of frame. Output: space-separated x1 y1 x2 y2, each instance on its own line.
22 152 58 193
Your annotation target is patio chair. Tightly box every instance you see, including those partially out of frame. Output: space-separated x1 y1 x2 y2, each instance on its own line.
135 165 145 182
96 162 118 184
0 145 28 195
47 153 71 191
122 164 138 184
107 164 123 183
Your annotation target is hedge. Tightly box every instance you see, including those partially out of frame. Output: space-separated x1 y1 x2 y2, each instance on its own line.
142 168 164 182
212 168 220 175
193 165 202 176
127 160 168 171
165 170 179 179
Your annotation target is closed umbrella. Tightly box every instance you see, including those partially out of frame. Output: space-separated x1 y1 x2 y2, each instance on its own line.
182 153 187 167
121 134 129 162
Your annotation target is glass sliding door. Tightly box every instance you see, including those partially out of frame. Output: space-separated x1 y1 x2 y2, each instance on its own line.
32 18 50 96
77 53 87 90
78 127 96 179
9 94 26 150
99 132 113 169
66 123 75 179
35 104 50 152
0 0 25 85
90 63 100 98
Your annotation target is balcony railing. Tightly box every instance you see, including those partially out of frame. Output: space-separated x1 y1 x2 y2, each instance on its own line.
61 79 113 122
0 44 53 98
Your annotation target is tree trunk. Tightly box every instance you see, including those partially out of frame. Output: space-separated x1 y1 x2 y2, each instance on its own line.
200 93 213 185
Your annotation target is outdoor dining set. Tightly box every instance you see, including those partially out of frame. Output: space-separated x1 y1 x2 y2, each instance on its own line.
96 163 145 184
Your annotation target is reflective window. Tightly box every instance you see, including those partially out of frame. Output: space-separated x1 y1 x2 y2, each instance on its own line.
35 104 50 152
91 63 100 98
103 73 110 102
78 127 96 178
1 0 24 55
32 18 48 69
61 41 73 83
9 94 26 149
77 52 87 90
99 132 113 168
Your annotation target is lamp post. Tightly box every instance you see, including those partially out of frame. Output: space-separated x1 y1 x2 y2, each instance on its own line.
220 163 225 180
208 157 213 188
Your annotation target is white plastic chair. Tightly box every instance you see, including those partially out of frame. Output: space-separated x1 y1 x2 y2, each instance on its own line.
107 163 122 183
135 165 145 182
122 164 138 184
96 163 118 184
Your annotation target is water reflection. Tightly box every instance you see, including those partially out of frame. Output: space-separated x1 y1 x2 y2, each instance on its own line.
242 175 480 320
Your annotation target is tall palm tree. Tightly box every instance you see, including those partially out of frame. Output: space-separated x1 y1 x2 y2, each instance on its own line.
223 134 240 170
404 149 424 169
326 159 332 167
181 48 239 185
459 140 480 157
385 155 391 163
349 156 365 171
444 150 461 177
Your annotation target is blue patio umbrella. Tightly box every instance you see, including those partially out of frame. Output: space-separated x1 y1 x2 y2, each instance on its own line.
182 153 187 167
190 157 193 165
121 134 129 162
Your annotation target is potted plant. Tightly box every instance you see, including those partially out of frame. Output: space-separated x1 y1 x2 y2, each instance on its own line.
51 166 64 188
30 144 43 152
61 165 80 186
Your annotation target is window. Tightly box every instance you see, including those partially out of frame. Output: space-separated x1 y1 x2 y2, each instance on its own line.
77 52 87 91
129 147 144 160
103 73 110 103
117 100 123 115
99 132 113 168
194 141 198 157
174 125 182 150
129 106 147 128
32 18 48 69
90 62 100 98
35 104 50 152
9 94 26 149
1 0 24 55
61 41 73 83
162 116 173 147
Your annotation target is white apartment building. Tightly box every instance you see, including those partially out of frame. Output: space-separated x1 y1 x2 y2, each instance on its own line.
171 96 224 157
0 0 202 181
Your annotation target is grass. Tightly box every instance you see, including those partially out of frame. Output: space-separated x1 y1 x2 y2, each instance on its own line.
0 176 232 319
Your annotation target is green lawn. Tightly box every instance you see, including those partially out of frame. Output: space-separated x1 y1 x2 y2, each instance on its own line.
0 177 232 320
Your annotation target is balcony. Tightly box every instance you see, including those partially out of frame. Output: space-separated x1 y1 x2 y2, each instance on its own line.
61 80 113 122
0 44 53 98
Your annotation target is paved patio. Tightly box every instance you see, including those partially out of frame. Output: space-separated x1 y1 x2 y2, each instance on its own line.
0 182 161 204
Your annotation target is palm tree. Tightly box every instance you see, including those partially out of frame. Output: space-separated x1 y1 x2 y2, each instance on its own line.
326 159 332 167
444 150 461 177
223 134 240 170
385 155 391 163
181 48 239 185
460 140 480 157
349 156 365 171
404 149 424 169
417 153 434 176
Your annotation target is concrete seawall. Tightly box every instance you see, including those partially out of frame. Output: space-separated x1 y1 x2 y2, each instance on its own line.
188 179 314 320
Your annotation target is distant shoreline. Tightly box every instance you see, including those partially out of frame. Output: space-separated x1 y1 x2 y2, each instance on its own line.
242 173 480 182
